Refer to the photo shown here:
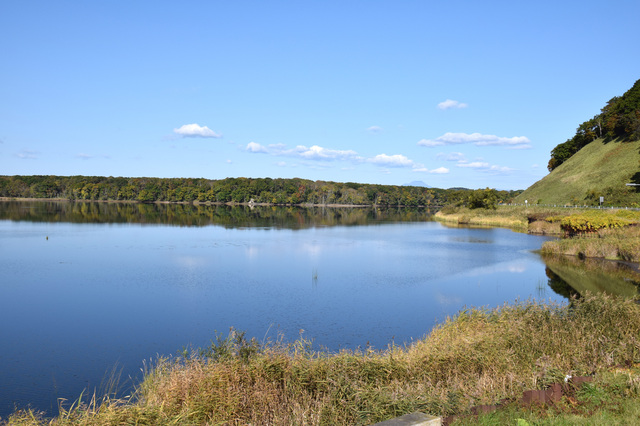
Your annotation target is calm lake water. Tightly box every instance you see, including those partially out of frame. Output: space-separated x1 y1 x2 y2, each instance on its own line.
1 201 638 418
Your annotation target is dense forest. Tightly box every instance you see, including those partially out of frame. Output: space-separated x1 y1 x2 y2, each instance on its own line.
0 175 521 208
548 78 640 171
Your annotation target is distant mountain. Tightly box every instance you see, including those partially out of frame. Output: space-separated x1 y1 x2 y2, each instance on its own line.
403 181 432 188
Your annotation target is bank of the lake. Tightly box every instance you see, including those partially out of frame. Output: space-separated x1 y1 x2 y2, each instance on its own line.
436 206 640 263
4 201 639 424
6 294 640 425
433 205 581 234
3 201 565 418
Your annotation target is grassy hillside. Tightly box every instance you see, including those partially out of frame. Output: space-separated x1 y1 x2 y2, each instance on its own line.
515 138 640 206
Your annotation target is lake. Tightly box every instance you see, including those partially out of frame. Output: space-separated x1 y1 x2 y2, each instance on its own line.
1 201 638 418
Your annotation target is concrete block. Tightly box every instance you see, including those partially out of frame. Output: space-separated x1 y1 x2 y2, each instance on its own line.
371 411 442 426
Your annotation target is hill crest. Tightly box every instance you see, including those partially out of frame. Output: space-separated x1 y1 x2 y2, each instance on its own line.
516 138 640 206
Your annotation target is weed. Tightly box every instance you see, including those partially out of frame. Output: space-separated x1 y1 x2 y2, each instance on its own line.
6 294 640 425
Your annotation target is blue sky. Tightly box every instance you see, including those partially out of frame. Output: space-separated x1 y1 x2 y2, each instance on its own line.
1 1 639 190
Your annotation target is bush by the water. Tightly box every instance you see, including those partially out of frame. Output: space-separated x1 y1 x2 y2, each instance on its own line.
548 210 640 235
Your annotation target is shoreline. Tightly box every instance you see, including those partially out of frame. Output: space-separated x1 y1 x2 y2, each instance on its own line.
0 197 439 209
6 294 640 425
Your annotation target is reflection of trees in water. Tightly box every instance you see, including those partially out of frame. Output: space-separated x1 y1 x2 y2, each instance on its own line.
0 201 434 229
543 254 640 301
545 267 580 300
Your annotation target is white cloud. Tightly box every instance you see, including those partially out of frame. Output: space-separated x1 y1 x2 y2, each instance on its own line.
368 153 415 168
437 99 468 110
246 141 268 153
437 152 467 162
244 142 445 173
367 125 383 133
174 123 222 138
246 143 362 163
418 132 531 149
288 145 360 161
430 167 450 174
77 153 92 160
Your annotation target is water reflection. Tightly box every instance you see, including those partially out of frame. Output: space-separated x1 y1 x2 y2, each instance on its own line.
1 200 639 418
0 200 434 228
544 255 640 299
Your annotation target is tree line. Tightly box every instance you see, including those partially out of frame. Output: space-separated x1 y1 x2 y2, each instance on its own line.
548 78 640 171
0 201 438 229
0 175 521 207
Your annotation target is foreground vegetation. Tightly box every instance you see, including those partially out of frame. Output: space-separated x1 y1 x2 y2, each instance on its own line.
5 294 640 425
454 367 640 425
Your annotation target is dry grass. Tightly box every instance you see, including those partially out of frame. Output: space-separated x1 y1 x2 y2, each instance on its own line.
541 226 640 262
5 294 640 425
434 205 580 233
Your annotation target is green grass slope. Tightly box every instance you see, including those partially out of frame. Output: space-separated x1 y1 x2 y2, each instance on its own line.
516 138 640 206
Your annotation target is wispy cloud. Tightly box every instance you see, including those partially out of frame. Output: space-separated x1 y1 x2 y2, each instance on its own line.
174 123 222 138
245 142 448 173
433 152 515 174
418 132 531 149
457 161 490 169
76 153 92 160
437 152 467 162
247 143 361 162
367 125 383 133
16 149 38 159
437 99 468 110
456 160 515 173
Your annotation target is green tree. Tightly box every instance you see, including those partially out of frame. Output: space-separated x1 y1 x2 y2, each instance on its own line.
467 188 498 209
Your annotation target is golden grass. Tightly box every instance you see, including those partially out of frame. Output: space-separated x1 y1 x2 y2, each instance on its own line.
6 294 640 425
541 226 640 262
434 205 580 232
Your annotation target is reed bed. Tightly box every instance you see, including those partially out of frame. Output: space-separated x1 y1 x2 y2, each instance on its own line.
5 294 640 425
541 226 640 262
434 207 528 230
434 205 578 232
